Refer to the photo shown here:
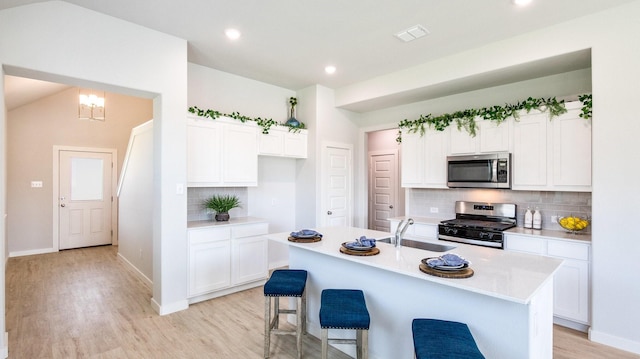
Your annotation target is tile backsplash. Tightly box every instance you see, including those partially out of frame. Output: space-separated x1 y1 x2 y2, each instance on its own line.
408 188 591 232
187 187 249 221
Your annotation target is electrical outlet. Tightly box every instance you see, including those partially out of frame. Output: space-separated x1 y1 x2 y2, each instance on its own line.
31 181 43 188
430 207 439 213
551 215 558 223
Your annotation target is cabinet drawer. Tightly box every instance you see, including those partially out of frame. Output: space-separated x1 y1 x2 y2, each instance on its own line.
231 223 268 238
547 240 590 261
189 227 231 244
505 234 546 254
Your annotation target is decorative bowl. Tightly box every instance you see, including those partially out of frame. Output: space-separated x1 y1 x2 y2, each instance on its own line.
557 216 590 234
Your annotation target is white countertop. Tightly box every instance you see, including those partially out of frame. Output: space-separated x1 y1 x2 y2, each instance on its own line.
390 216 592 243
267 226 564 304
187 216 267 229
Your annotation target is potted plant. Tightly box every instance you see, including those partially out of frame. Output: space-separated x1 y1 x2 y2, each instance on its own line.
204 194 241 221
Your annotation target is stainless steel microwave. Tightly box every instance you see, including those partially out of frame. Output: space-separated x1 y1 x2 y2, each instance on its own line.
447 153 511 189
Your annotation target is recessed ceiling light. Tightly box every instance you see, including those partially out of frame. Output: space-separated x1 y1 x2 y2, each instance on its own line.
225 28 241 40
512 0 532 6
325 65 336 74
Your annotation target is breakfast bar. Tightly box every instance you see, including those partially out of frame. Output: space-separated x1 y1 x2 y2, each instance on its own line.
267 226 564 359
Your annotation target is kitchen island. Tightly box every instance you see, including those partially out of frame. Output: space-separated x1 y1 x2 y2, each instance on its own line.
267 226 563 359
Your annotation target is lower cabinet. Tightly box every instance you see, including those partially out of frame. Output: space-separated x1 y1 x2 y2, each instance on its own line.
505 233 591 329
188 222 268 300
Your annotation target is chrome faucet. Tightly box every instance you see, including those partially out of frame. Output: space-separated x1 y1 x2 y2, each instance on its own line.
394 218 414 248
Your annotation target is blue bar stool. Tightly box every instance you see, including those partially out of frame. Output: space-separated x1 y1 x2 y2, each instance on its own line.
319 289 370 359
412 319 485 359
264 269 308 359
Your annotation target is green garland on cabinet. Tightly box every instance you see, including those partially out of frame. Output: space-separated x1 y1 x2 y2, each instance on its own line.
396 94 593 143
188 106 306 134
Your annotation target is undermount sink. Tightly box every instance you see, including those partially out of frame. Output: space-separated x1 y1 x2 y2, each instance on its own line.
377 237 456 252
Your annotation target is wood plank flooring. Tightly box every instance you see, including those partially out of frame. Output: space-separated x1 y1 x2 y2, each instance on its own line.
6 245 640 359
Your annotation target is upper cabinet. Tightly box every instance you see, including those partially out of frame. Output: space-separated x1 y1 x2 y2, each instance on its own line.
401 127 449 188
450 119 510 155
258 126 308 158
187 116 258 187
512 101 591 192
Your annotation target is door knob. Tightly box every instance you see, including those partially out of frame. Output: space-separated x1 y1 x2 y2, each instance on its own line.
389 205 394 209
327 211 332 215
60 204 66 207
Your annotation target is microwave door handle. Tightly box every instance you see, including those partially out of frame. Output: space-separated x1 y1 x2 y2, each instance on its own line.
491 160 497 181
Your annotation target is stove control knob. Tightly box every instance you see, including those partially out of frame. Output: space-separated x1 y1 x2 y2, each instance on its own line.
479 232 494 240
445 227 458 235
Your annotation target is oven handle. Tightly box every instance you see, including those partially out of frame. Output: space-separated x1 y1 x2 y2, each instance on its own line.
491 159 497 182
439 234 503 249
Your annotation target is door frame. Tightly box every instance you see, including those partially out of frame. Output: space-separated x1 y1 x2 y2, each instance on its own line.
52 145 118 250
319 141 354 227
368 149 399 230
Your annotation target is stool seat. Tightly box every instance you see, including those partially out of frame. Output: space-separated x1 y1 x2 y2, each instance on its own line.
320 289 370 359
264 269 307 297
320 289 370 329
412 319 485 359
264 269 308 359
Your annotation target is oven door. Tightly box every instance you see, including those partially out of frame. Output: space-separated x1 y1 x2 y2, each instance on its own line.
446 153 510 189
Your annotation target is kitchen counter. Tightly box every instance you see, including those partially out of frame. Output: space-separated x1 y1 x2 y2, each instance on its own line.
187 216 267 229
267 226 562 358
507 226 591 243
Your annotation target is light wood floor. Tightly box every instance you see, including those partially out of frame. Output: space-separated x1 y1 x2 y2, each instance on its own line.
6 245 640 359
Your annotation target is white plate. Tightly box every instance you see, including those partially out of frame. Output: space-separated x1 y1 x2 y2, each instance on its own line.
291 232 320 238
424 257 467 271
342 242 375 251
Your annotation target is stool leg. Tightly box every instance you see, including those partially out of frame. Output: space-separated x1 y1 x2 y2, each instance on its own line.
301 287 307 334
296 296 303 359
321 328 328 359
264 296 271 359
273 297 279 329
361 329 368 359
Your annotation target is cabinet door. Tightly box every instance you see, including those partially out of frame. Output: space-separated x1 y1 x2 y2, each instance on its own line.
449 127 477 155
504 234 546 254
512 112 549 189
400 131 425 187
479 119 510 153
187 120 222 186
258 131 283 156
552 108 592 190
423 128 449 188
284 131 308 158
553 259 590 324
223 123 258 186
189 239 231 296
232 236 268 285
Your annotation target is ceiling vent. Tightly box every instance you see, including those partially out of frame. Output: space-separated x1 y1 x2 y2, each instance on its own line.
395 25 430 42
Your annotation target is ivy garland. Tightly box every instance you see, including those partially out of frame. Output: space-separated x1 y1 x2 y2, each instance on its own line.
188 106 307 134
396 95 592 143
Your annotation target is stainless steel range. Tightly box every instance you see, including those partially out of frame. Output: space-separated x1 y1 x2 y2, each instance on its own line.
438 201 516 249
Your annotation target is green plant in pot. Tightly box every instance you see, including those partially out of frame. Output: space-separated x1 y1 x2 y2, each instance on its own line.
204 194 241 221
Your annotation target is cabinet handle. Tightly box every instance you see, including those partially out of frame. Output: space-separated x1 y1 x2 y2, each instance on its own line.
327 211 332 215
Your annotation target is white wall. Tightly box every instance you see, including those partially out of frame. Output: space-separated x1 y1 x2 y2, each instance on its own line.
117 121 154 286
0 0 189 331
339 1 640 353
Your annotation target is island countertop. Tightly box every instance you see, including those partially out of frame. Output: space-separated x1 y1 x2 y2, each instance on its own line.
268 226 563 304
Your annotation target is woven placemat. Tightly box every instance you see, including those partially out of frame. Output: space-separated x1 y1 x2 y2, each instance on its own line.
419 263 474 278
288 236 322 243
339 246 380 256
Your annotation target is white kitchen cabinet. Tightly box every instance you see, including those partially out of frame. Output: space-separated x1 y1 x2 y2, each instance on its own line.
258 126 308 158
400 128 449 188
188 221 268 300
505 233 590 329
449 119 510 155
187 116 258 187
188 227 232 296
511 101 591 192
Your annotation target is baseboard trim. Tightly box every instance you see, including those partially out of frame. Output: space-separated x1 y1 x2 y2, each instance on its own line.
150 297 189 316
1 332 8 358
9 247 57 257
116 252 152 289
187 279 266 305
589 328 640 355
553 316 589 332
269 260 289 270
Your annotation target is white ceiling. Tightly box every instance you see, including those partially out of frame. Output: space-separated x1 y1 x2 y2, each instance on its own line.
1 0 635 110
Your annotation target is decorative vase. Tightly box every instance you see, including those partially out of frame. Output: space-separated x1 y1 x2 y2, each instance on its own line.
285 98 300 127
215 212 230 221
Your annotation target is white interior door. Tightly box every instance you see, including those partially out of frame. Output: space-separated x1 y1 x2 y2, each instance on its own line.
322 144 353 227
59 150 113 250
369 152 398 232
